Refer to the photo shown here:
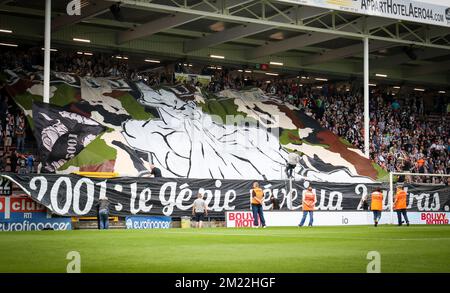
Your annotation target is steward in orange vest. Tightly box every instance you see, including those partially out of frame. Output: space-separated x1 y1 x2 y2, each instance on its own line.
394 185 409 226
251 182 266 228
298 186 316 227
371 188 383 227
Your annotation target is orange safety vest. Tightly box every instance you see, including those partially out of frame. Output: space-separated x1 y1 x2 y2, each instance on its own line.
394 189 407 210
251 188 264 205
371 191 383 211
303 191 316 211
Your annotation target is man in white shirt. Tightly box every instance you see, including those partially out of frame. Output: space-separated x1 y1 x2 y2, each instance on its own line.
37 161 42 174
286 150 301 178
192 193 208 228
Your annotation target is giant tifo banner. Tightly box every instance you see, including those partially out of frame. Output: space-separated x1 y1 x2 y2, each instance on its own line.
277 0 450 28
1 174 448 218
4 69 386 183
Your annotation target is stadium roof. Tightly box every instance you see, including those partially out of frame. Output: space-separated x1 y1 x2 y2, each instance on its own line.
0 0 449 87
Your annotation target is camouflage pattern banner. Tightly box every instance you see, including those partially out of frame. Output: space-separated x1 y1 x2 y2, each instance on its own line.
1 174 449 217
6 69 384 182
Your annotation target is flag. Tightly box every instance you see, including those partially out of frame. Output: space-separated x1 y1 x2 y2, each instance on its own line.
32 102 106 172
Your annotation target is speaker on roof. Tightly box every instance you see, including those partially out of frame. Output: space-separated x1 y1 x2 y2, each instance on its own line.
403 46 417 60
110 3 123 22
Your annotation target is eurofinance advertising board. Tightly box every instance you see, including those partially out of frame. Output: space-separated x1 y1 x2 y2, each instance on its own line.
0 196 72 232
276 0 450 28
125 216 172 229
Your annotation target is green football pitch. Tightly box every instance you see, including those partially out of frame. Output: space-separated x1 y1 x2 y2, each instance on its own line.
0 225 449 273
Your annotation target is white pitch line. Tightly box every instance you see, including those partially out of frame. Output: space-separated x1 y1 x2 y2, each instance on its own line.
164 231 450 241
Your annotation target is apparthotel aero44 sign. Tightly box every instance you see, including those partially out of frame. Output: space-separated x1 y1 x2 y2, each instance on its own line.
277 0 450 28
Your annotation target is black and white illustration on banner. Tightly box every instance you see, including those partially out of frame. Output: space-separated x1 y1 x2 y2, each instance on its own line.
121 83 373 182
32 102 106 173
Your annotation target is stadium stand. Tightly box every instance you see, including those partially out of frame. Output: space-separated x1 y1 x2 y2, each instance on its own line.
0 83 39 174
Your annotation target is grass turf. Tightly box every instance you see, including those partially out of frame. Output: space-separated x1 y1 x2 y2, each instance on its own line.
0 225 449 273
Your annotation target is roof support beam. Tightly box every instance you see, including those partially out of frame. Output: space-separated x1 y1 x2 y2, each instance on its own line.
410 60 450 76
52 0 111 32
117 12 204 44
303 41 392 65
250 32 336 59
1 12 448 86
304 26 448 66
117 0 251 44
0 3 269 47
113 0 450 51
183 23 271 52
422 26 449 42
247 16 397 59
371 49 450 70
183 6 325 53
247 32 335 59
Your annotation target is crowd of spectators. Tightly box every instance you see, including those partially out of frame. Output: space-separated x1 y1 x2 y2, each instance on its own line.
316 91 449 183
0 85 40 174
0 48 132 78
0 48 173 85
0 48 448 183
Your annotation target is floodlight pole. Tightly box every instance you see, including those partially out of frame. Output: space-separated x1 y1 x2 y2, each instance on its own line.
43 0 51 104
363 37 369 159
389 172 394 225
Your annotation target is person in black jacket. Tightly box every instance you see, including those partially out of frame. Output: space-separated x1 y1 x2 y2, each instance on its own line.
270 195 280 210
10 151 17 173
150 164 162 177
